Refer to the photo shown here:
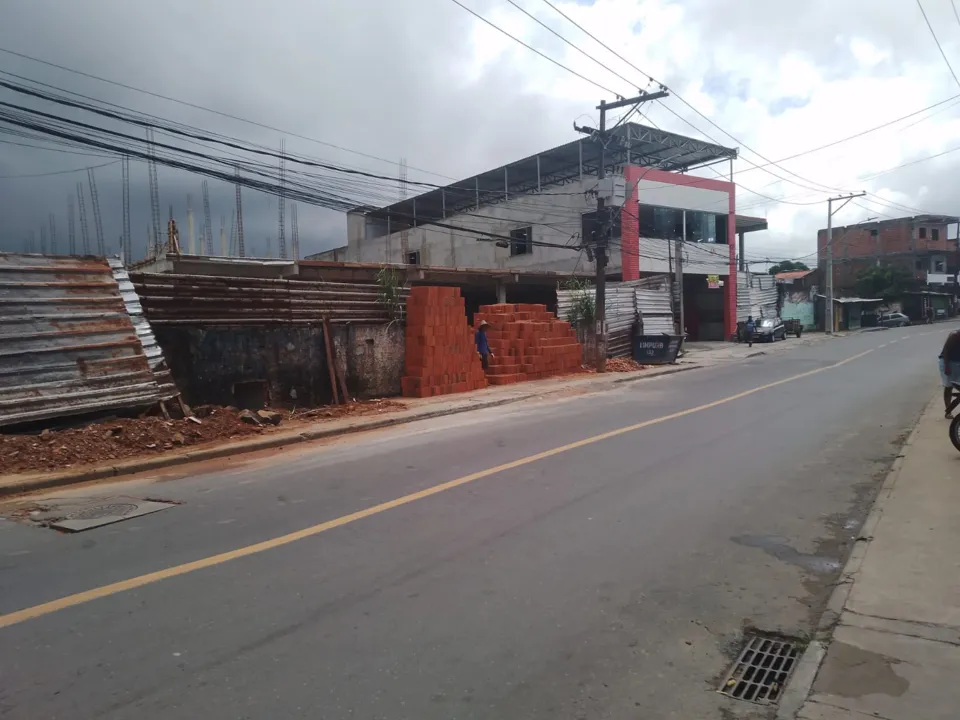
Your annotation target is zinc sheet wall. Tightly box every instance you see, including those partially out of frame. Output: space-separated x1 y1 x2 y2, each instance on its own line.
110 259 177 398
737 272 779 321
557 282 639 358
131 273 407 325
0 254 163 427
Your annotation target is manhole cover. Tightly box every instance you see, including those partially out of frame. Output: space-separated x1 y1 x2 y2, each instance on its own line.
49 498 176 533
718 634 803 705
69 503 140 521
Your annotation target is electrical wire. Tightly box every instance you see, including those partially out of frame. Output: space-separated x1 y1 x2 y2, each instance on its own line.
0 158 118 179
917 0 960 89
446 0 618 96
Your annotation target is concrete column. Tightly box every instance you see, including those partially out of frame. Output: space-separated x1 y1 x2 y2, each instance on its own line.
496 280 507 304
738 231 745 271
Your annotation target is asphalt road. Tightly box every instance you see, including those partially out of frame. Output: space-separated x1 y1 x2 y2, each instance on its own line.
0 325 953 719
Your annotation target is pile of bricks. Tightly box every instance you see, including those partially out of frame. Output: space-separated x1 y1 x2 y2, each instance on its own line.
474 303 583 386
401 286 488 398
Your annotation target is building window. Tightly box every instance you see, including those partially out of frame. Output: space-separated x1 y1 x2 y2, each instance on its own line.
919 227 927 239
406 250 421 265
510 226 533 256
935 257 946 272
916 259 924 270
870 229 879 237
933 228 940 241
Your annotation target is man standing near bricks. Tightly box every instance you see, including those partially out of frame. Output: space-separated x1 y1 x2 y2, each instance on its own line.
475 320 494 370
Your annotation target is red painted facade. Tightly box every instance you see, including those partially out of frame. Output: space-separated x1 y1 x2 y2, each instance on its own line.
621 166 737 338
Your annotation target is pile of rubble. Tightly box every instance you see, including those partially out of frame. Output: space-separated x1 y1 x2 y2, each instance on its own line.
605 357 654 372
0 399 405 476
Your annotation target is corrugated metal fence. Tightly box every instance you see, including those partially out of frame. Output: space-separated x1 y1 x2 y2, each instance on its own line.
635 276 674 335
130 273 407 325
558 276 675 358
0 254 165 427
110 259 178 399
737 272 779 321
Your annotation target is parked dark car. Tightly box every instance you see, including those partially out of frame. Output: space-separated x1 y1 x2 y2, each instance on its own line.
879 312 911 328
753 316 786 342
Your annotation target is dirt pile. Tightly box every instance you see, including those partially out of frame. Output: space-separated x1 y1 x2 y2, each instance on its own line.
0 399 406 476
605 357 654 372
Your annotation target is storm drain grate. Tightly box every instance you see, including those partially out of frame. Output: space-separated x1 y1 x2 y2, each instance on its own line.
718 634 803 705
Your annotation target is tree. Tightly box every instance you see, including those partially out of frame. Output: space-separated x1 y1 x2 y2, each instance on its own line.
768 260 810 275
854 266 920 301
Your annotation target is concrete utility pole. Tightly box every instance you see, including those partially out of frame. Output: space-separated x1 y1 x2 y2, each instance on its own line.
677 210 686 336
575 89 667 371
825 192 866 334
187 194 195 256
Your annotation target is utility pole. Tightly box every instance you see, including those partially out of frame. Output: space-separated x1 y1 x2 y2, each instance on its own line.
77 182 91 255
575 88 668 371
235 166 245 257
825 192 866 334
87 167 106 256
48 214 57 255
121 155 131 264
278 138 287 259
67 195 77 255
146 129 162 257
676 210 686 335
291 202 300 260
187 194 195 255
202 180 214 256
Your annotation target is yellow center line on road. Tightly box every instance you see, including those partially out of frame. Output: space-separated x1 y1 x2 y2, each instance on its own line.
0 347 878 631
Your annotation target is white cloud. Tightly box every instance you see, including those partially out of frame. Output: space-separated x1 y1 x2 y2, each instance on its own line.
1 0 959 264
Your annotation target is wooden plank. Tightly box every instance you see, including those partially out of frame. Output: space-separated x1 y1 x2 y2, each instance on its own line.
324 317 350 402
321 322 340 405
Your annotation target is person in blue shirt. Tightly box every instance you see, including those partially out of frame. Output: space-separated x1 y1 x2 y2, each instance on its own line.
475 320 494 370
744 315 756 348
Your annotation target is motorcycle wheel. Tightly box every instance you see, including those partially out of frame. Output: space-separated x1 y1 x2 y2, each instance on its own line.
950 415 960 453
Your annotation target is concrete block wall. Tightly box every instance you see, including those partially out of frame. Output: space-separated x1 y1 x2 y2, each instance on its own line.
347 178 614 274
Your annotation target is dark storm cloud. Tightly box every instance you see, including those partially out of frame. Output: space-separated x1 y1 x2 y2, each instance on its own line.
2 0 960 265
0 0 583 259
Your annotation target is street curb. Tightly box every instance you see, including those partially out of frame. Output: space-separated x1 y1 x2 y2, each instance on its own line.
0 363 715 498
611 364 699 384
775 395 933 719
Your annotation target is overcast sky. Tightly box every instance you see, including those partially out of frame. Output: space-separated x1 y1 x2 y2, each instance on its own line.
1 0 959 265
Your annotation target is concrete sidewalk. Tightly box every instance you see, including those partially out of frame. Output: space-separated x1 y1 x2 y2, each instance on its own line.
789 396 960 719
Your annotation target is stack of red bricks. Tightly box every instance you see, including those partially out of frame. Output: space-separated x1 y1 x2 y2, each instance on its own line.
473 303 583 386
401 286 488 398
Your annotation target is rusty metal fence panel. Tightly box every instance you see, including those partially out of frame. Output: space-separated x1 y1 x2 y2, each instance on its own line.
0 254 164 427
109 259 178 399
131 273 407 325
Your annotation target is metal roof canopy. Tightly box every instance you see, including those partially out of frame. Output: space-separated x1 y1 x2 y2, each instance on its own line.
735 215 768 233
367 122 738 226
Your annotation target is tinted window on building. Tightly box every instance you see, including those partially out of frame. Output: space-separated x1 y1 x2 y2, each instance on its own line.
919 227 927 239
933 228 940 241
637 204 724 243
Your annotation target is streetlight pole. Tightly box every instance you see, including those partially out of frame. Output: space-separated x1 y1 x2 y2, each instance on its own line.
825 192 866 334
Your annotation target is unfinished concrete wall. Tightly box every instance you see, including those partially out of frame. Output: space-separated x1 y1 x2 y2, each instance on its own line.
154 326 333 409
349 178 607 273
332 323 405 399
154 323 406 408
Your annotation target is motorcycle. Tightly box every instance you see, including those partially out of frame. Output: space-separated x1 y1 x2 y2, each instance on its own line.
951 381 960 452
